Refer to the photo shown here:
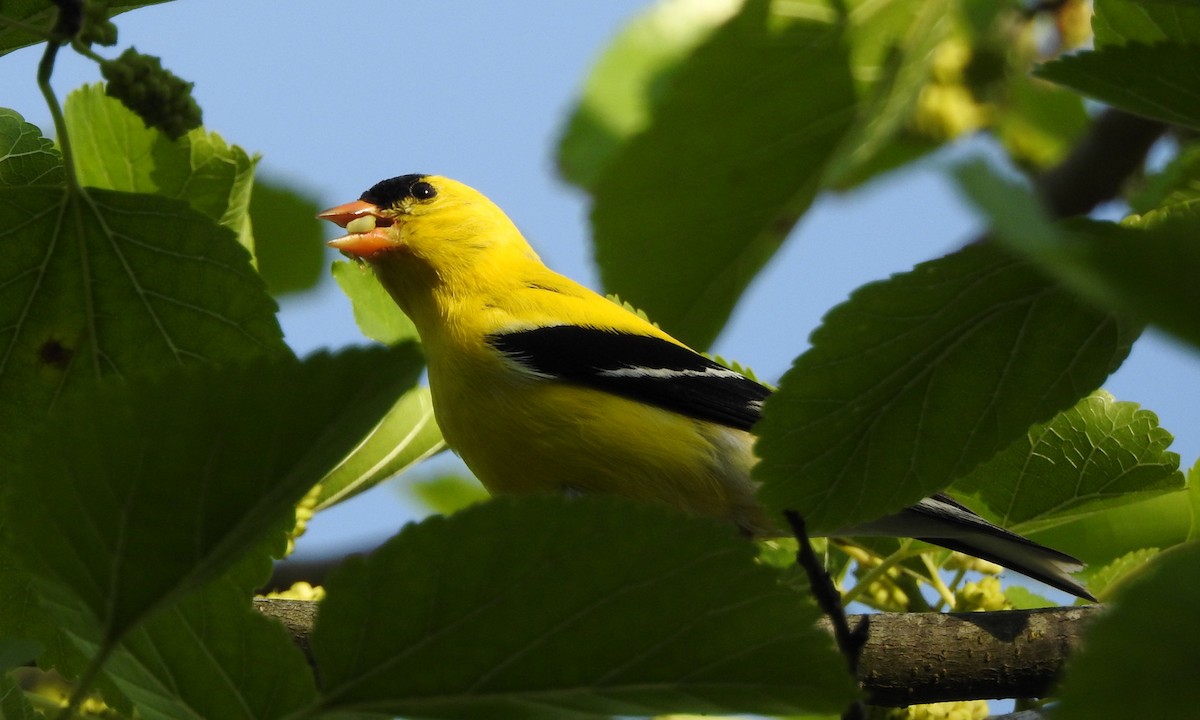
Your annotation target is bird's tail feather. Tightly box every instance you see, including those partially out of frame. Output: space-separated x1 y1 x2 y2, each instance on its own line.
839 493 1095 602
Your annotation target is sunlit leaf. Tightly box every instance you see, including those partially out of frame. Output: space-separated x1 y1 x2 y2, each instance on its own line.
315 385 445 511
1027 486 1195 567
953 391 1182 533
65 85 258 249
825 0 954 186
995 74 1090 170
408 473 490 516
332 259 418 345
1003 586 1054 610
556 0 741 189
1081 548 1161 602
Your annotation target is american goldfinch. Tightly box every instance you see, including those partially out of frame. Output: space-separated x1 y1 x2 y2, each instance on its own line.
320 174 1094 601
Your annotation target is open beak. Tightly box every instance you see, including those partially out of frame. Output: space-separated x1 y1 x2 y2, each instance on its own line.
318 200 398 257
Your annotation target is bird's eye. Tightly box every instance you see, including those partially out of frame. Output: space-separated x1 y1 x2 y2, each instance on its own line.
411 181 437 200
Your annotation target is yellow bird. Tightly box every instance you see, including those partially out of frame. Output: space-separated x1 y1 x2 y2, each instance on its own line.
320 174 1094 601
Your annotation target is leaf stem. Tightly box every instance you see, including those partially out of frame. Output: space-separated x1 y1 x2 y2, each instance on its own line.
70 38 106 63
935 566 968 611
839 540 913 607
920 553 957 610
37 37 80 192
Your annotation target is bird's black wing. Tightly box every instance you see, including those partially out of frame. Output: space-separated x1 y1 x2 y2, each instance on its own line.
488 325 770 431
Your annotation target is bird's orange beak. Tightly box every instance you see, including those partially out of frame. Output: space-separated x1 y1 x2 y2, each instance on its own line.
318 200 397 257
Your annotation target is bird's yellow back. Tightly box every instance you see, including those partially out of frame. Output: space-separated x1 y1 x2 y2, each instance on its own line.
367 176 685 355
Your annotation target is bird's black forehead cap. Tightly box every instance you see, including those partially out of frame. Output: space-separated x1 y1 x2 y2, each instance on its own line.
360 174 429 207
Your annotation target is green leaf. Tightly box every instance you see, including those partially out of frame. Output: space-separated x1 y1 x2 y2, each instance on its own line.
0 542 92 688
1056 541 1200 720
408 473 490 516
1099 204 1200 352
953 390 1182 533
1130 143 1200 213
952 158 1059 244
0 637 40 671
332 260 418 345
312 496 858 719
314 385 445 511
0 1 169 56
959 159 1200 351
65 85 258 248
591 0 857 348
754 240 1135 533
3 346 422 646
995 73 1090 170
319 261 433 511
1081 548 1161 602
556 0 741 189
1092 0 1200 48
825 0 953 186
1188 457 1200 541
0 108 62 186
1002 586 1054 610
559 0 950 193
0 671 37 720
825 133 938 190
0 188 285 453
98 577 317 720
248 176 326 296
1036 45 1200 131
1026 486 1195 567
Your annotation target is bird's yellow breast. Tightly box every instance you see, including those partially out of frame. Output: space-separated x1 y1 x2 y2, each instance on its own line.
426 339 764 531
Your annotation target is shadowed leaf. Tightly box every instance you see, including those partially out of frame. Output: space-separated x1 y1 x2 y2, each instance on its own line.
755 242 1135 532
313 496 857 719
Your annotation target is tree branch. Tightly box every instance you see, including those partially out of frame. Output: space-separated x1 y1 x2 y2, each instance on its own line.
253 598 1099 706
1036 109 1167 219
836 606 1097 706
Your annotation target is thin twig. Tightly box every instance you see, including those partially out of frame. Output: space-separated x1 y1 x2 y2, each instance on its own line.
785 511 868 720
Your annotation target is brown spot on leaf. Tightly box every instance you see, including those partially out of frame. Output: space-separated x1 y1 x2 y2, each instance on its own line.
39 340 72 369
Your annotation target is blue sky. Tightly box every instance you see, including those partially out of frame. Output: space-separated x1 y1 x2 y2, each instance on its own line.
5 0 1197 557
